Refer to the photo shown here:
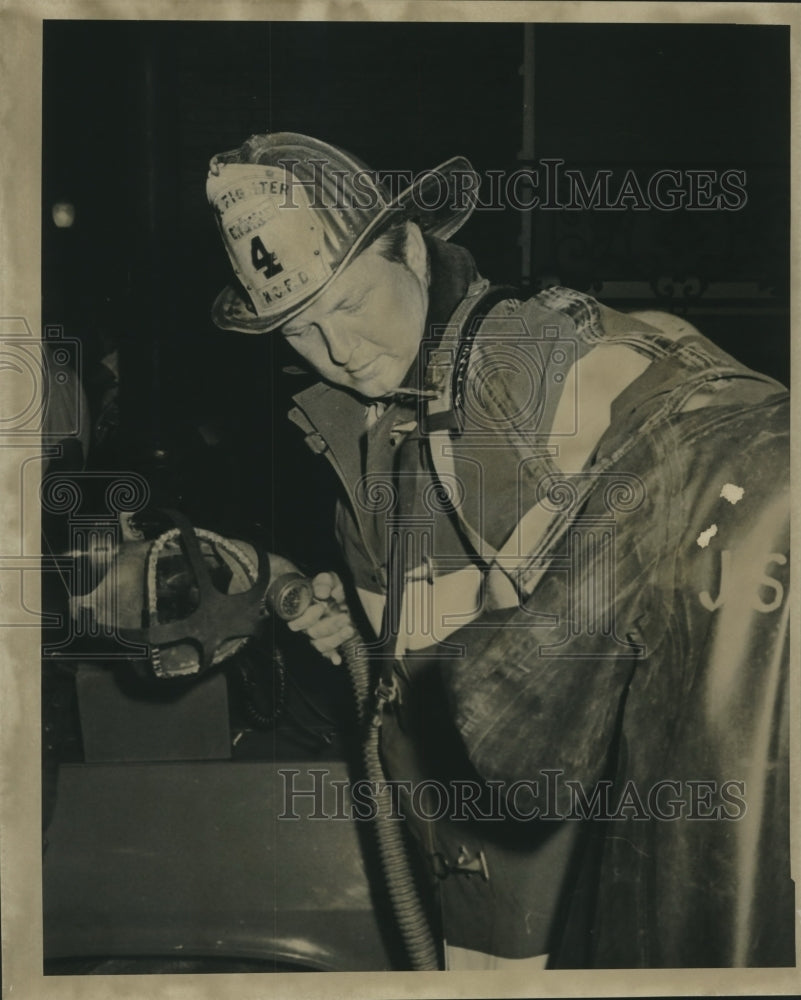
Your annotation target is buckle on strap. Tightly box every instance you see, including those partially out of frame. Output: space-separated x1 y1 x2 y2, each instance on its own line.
430 846 490 881
370 663 403 728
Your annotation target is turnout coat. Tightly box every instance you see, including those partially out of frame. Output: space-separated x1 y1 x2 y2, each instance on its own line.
288 238 792 968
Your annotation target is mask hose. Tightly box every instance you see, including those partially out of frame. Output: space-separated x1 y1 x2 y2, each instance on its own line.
344 635 440 971
267 574 440 971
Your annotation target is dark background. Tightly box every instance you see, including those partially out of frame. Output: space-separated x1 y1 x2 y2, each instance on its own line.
42 19 790 565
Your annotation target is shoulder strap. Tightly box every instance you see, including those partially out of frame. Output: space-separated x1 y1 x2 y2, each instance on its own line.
422 281 520 435
419 282 521 563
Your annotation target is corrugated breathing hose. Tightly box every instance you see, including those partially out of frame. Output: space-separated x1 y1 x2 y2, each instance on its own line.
267 574 440 971
340 635 440 971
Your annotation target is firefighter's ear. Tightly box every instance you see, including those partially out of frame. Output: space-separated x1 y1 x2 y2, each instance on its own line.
404 222 428 286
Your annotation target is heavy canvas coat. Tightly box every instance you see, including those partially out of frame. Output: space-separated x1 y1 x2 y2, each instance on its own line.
288 238 792 968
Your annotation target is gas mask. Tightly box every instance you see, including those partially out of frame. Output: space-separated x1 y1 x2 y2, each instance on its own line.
69 509 314 678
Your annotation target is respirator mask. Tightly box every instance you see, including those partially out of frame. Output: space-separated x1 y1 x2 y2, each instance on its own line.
69 509 316 678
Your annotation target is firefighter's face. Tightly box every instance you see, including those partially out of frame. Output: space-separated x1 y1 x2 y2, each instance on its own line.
280 225 428 400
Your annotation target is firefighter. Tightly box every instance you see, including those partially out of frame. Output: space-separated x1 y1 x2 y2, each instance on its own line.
206 132 792 970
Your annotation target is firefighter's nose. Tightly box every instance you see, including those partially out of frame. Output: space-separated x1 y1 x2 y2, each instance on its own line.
319 318 359 367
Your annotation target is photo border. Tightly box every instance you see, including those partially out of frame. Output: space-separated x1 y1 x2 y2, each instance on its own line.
1 2 799 997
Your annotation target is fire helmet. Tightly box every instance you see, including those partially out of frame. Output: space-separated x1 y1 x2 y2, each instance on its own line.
206 131 479 334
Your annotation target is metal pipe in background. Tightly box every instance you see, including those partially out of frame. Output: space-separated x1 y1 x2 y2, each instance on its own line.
119 24 180 474
518 23 536 293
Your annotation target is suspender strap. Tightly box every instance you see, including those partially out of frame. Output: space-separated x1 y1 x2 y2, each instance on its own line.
422 282 520 434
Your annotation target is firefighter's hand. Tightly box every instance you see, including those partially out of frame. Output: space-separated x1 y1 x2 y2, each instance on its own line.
286 571 356 666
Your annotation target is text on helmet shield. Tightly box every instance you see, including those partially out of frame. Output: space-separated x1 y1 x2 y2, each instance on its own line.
262 269 311 303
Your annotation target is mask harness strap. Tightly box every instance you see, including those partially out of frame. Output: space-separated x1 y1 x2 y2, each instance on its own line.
118 509 270 676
